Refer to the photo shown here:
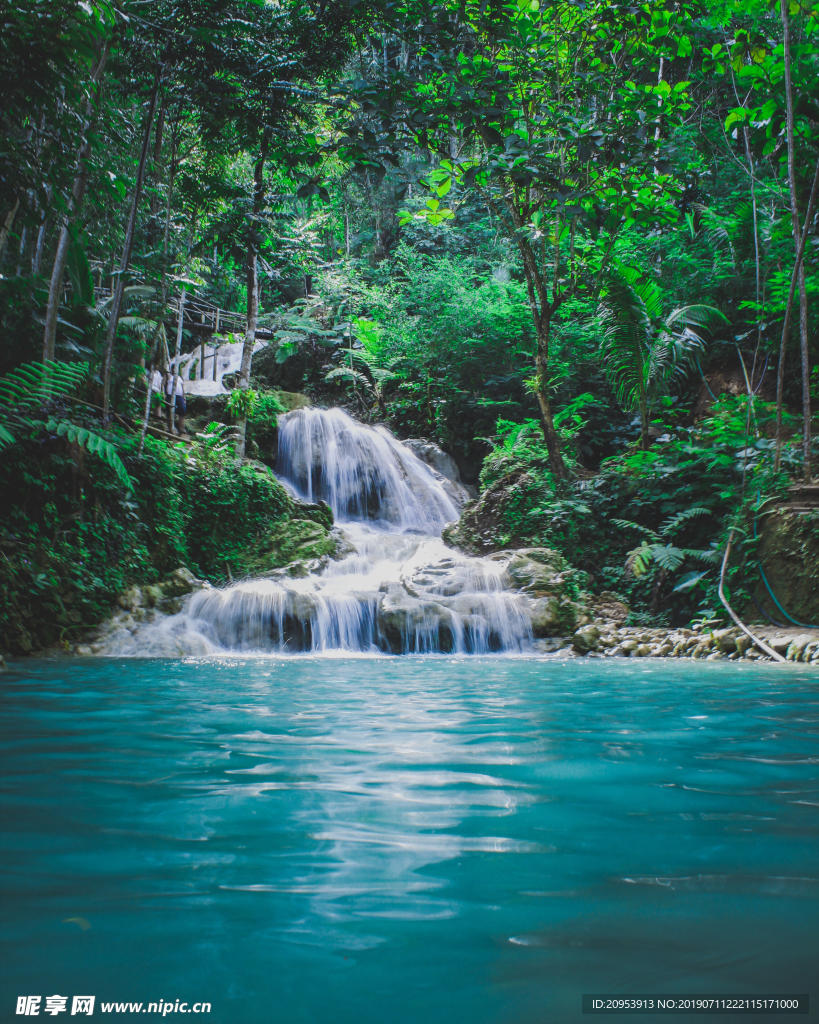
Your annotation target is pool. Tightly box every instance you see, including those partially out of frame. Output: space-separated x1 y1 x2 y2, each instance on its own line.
1 657 817 1021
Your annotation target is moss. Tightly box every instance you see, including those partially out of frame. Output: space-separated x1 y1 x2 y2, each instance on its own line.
237 519 340 576
754 509 819 625
442 471 547 554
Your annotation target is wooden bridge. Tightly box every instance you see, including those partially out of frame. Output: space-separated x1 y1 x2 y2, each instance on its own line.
93 288 277 341
165 293 278 341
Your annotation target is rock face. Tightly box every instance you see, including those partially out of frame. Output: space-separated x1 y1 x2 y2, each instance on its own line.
403 439 478 505
441 471 539 554
239 519 342 577
76 569 211 655
753 509 819 625
370 545 592 651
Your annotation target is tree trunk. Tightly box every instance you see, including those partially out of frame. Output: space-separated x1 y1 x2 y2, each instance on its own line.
168 287 186 434
234 251 259 461
139 128 178 457
0 199 21 264
533 321 566 479
101 68 162 421
234 143 267 461
777 0 813 481
42 42 110 361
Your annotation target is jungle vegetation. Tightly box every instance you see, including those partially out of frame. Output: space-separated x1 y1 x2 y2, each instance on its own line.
0 0 817 653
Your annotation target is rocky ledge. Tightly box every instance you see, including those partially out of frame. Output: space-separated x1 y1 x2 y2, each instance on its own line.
73 568 210 656
562 622 819 664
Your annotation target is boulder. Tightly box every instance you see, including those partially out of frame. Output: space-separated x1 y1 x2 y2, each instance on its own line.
376 582 455 653
162 567 205 598
590 592 630 625
573 624 601 654
786 633 816 661
504 548 566 592
403 439 477 504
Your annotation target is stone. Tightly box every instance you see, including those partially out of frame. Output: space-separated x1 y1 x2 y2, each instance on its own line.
590 592 629 625
529 597 563 637
735 634 753 656
712 628 739 653
572 624 600 654
768 635 792 655
504 549 566 592
117 586 143 612
75 645 93 657
403 439 477 504
635 644 650 657
0 654 6 671
377 583 454 653
786 633 815 661
620 639 639 653
162 567 204 598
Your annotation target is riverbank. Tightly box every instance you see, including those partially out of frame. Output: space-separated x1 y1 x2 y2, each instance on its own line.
564 622 819 664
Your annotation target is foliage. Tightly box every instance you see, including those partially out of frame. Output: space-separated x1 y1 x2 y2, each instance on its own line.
226 387 258 420
0 360 132 487
597 263 728 448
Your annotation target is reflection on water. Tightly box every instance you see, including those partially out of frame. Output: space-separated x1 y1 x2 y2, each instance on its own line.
1 658 817 1023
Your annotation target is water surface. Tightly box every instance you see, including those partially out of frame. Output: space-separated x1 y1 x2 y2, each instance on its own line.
2 657 818 1021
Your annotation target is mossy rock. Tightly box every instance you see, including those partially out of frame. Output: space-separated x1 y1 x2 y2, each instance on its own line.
752 509 819 624
442 471 545 555
238 519 339 576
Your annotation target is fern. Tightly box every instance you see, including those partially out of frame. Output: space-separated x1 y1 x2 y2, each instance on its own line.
658 506 711 535
0 360 89 411
46 419 133 490
0 360 133 490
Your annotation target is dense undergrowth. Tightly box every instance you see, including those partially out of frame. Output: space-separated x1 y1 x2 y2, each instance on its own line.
445 396 817 627
0 407 332 655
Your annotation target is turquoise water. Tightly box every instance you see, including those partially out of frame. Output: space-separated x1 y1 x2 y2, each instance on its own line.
1 657 818 1022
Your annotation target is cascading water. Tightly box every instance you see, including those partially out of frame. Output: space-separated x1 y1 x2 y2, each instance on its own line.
122 408 539 656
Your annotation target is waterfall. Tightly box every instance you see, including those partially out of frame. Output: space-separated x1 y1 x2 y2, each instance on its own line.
120 408 539 656
277 407 459 531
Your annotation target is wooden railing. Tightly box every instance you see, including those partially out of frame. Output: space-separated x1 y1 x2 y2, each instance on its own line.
93 288 277 340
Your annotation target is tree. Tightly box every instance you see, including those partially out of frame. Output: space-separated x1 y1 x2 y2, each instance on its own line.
344 0 695 476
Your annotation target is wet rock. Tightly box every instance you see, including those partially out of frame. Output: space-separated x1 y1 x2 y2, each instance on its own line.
117 586 143 613
530 597 563 638
241 519 340 576
573 624 600 654
291 498 334 531
377 582 454 653
441 472 538 555
403 439 477 504
0 654 6 671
